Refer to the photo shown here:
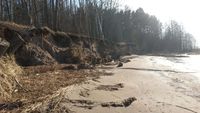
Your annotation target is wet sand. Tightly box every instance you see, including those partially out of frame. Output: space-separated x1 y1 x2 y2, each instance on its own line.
25 55 200 113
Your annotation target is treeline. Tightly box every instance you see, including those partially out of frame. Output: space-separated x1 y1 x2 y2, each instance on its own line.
0 0 196 52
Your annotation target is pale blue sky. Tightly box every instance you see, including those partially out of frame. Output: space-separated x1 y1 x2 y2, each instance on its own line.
121 0 200 46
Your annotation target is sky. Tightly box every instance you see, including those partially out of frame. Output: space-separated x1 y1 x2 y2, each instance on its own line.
121 0 200 46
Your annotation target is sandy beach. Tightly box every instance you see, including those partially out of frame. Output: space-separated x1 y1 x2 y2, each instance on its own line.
24 55 200 113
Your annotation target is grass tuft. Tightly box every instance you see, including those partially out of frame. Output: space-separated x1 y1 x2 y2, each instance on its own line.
0 55 23 102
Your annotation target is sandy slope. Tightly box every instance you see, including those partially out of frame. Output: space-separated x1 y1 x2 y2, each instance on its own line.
26 55 200 113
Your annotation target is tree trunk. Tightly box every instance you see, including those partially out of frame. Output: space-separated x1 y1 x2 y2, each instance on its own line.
5 0 11 21
53 0 58 31
0 0 3 20
44 0 49 26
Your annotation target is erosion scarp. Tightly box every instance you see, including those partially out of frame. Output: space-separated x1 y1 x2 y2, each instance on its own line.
0 21 126 66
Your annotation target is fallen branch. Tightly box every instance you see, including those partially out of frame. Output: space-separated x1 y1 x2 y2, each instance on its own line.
13 77 29 92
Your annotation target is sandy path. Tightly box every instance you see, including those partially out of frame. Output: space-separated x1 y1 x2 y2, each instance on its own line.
26 55 200 113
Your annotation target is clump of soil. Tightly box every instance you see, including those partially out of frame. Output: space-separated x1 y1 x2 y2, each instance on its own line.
101 97 137 107
96 83 124 91
27 95 137 112
56 97 136 110
0 100 23 110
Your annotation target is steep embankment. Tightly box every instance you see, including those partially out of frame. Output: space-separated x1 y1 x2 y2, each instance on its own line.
0 22 120 67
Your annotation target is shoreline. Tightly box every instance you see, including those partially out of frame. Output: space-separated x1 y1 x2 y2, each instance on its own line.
18 55 200 113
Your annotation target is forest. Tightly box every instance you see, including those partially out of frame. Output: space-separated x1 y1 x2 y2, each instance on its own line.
0 0 196 52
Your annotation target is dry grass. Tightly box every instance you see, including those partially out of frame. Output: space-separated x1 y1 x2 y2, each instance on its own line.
0 55 23 102
0 58 101 112
0 21 29 31
9 67 100 112
14 70 88 101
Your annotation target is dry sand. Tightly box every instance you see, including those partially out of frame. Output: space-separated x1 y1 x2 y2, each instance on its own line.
24 55 200 113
